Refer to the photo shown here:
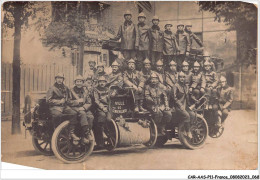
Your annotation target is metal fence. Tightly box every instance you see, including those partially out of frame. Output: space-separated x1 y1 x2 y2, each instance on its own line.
1 62 77 120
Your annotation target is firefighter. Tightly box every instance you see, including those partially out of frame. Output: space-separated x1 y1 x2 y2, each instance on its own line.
84 60 97 80
189 61 206 100
46 73 78 141
144 72 171 135
163 22 179 69
148 16 164 67
111 10 139 61
84 74 94 97
165 60 178 91
92 62 108 86
139 58 155 85
171 71 193 139
123 59 146 112
136 12 150 71
203 60 218 108
184 22 203 48
215 76 233 127
154 59 167 90
203 51 216 71
69 75 94 144
93 76 112 149
176 22 191 71
181 60 193 87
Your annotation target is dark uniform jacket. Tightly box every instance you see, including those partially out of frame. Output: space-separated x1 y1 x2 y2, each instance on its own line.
107 72 123 88
190 71 206 89
69 86 92 111
217 85 233 110
172 82 190 109
155 70 167 86
123 70 144 88
182 71 193 87
144 84 169 111
139 69 156 84
163 31 179 55
186 31 203 47
137 22 150 51
46 83 71 112
148 25 164 52
114 21 139 50
93 86 109 111
204 71 218 88
92 71 109 87
176 30 191 55
165 71 178 89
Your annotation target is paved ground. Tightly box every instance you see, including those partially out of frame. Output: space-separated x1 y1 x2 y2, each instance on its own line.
1 110 258 170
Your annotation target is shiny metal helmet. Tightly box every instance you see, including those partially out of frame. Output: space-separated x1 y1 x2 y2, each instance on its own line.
98 76 107 82
182 61 189 66
152 15 159 21
156 59 163 66
55 72 65 79
138 12 146 18
150 72 159 79
193 61 200 67
124 10 132 16
178 71 186 77
127 58 136 64
143 58 151 64
111 61 120 66
74 75 84 82
169 60 177 66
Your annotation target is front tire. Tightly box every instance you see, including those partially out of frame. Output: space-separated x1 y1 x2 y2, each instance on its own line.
143 118 158 148
51 121 94 163
32 136 53 156
178 114 208 149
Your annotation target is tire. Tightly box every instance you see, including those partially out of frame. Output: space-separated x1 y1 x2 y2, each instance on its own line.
143 118 158 148
32 136 53 156
104 120 119 151
154 135 168 147
209 126 225 138
51 121 94 164
178 114 208 149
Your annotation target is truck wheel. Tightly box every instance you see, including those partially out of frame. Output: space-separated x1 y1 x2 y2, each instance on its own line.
104 120 119 151
51 121 94 163
143 118 158 148
32 136 53 156
178 114 208 149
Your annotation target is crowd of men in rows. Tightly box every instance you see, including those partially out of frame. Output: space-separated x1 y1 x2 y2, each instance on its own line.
46 11 233 148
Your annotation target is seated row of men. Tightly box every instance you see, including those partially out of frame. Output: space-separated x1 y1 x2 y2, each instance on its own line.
46 57 233 148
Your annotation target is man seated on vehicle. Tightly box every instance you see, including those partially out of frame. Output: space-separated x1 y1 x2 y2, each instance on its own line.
93 76 112 149
139 58 156 85
124 59 146 113
69 75 94 144
214 76 233 127
144 72 171 136
92 62 108 87
154 59 167 90
181 60 192 87
165 60 178 91
189 61 206 101
46 73 78 141
106 60 123 97
203 60 218 108
171 71 193 139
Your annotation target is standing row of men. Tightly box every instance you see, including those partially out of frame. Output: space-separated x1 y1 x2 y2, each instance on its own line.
110 10 203 71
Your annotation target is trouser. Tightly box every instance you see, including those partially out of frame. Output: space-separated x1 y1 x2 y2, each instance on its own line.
72 109 94 129
212 104 220 125
122 49 136 61
50 106 77 128
176 54 186 71
205 87 217 104
221 108 229 123
176 107 195 132
163 55 175 70
151 109 172 130
151 51 163 68
136 50 149 71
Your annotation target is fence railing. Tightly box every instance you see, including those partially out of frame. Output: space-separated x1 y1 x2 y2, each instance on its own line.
1 62 77 120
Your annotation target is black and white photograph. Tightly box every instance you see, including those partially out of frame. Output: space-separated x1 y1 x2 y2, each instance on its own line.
1 0 258 176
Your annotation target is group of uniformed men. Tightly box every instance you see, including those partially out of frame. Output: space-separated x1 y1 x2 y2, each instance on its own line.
46 11 233 148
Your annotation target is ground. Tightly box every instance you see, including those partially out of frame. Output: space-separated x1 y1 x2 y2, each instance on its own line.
1 110 258 170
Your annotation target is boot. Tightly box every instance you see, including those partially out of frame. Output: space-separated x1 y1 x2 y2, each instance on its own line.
82 125 93 144
160 124 166 136
216 116 222 128
184 122 193 139
95 123 105 149
69 124 80 145
139 99 148 112
134 101 139 113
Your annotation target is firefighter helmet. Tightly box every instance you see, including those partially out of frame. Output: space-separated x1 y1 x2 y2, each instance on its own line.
177 22 184 27
124 10 132 16
178 71 186 77
169 60 177 66
111 61 120 66
88 60 96 64
193 61 200 67
74 75 84 82
164 22 173 28
138 12 146 18
152 15 159 21
150 72 159 79
98 76 107 82
143 58 151 64
55 72 65 79
127 59 135 64
182 61 189 66
156 60 163 66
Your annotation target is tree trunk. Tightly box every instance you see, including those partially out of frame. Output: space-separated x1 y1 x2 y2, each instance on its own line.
12 5 22 134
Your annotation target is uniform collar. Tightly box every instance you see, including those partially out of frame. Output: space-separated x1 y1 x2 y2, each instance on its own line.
138 22 145 27
124 20 133 26
54 82 65 89
164 30 172 35
152 25 160 31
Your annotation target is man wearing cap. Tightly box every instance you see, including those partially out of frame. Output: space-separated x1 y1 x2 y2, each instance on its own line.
123 59 146 112
176 22 191 71
181 60 193 88
184 22 203 48
216 76 234 127
136 12 150 71
148 16 164 67
93 76 112 149
154 59 167 90
203 60 218 108
163 22 179 68
111 10 139 61
190 61 206 101
69 75 94 144
144 72 171 135
46 73 78 140
165 60 178 91
170 71 193 139
92 62 108 87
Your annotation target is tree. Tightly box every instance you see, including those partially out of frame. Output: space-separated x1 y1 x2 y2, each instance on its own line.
2 2 45 134
198 2 257 65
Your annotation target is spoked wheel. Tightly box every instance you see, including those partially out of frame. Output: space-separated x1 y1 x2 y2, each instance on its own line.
51 121 94 163
143 118 158 148
178 114 208 149
209 125 224 138
104 120 119 151
32 136 53 156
